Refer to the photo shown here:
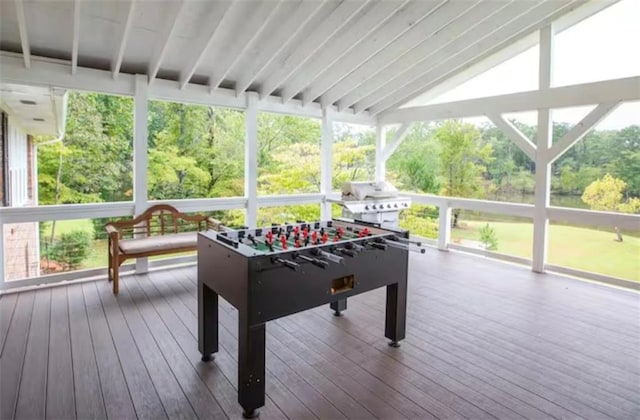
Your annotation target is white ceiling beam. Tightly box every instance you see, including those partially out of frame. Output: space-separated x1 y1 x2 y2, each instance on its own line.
486 113 537 161
178 1 234 90
304 0 445 107
71 0 81 75
209 1 281 92
368 0 583 115
112 0 136 80
319 0 476 110
339 0 505 112
234 0 326 97
0 52 375 125
15 0 31 68
356 0 546 115
548 102 620 163
382 122 412 162
378 76 640 125
279 0 406 104
148 0 186 85
259 0 368 100
403 0 620 108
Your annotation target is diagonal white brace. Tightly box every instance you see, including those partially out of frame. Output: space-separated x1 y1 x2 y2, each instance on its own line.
486 113 537 161
382 122 412 162
547 102 620 163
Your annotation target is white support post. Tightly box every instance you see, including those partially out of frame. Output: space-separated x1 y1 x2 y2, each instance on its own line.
245 92 258 227
133 74 149 273
320 108 333 220
437 204 452 251
375 125 386 183
532 25 554 274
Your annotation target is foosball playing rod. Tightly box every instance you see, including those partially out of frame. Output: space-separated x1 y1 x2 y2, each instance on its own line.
382 239 426 254
391 236 423 247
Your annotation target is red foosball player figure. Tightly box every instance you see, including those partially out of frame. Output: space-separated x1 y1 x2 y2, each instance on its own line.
333 235 340 242
311 231 318 245
302 227 309 239
295 239 302 248
280 234 288 250
321 232 329 244
358 227 370 238
293 226 300 236
336 227 344 239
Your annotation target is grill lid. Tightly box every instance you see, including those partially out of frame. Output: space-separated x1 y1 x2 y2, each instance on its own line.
341 181 398 201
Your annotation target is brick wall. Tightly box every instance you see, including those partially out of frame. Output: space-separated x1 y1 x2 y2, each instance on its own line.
1 111 5 206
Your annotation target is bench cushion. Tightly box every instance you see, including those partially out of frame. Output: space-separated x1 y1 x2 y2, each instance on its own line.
118 232 197 255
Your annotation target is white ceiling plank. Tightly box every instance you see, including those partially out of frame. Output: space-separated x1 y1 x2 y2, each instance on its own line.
548 102 620 163
350 0 529 114
71 0 81 75
258 0 369 100
378 76 639 125
304 0 445 106
279 0 407 104
367 0 582 115
325 0 488 110
178 0 234 90
209 1 281 91
15 0 31 68
234 0 326 96
111 0 136 80
487 113 537 161
148 0 186 85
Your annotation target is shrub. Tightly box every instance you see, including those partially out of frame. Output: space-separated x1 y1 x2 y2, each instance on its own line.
43 230 92 270
479 223 498 251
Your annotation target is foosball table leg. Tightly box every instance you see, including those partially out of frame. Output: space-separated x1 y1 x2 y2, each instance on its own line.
238 311 266 418
330 298 347 316
198 281 219 361
385 281 407 348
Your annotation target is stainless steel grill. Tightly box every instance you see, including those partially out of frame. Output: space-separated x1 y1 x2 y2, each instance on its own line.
334 181 411 229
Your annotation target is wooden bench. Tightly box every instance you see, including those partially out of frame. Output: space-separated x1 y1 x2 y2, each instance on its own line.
105 204 222 294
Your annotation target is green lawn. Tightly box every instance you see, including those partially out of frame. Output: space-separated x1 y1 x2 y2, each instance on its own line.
452 221 640 282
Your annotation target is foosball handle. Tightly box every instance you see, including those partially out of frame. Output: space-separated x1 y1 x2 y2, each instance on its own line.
296 254 329 269
368 242 387 251
273 257 300 271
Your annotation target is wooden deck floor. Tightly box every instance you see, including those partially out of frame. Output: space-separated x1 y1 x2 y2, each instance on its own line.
1 249 639 420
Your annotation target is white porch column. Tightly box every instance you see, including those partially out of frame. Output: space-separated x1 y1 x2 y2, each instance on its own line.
320 108 333 220
245 92 258 227
437 204 451 251
133 74 149 273
532 25 554 273
375 124 386 183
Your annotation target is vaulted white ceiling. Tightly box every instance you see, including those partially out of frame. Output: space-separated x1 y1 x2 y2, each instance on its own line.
0 0 618 118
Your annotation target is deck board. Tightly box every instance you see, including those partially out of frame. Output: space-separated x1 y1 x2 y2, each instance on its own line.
46 287 76 420
67 284 106 419
0 291 35 420
1 250 639 420
15 289 51 420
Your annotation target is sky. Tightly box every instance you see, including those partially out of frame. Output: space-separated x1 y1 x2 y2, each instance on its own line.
419 0 640 130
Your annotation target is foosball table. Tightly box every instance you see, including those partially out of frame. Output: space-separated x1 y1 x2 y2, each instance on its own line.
197 218 424 418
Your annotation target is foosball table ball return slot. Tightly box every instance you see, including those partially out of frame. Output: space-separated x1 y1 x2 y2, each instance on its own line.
197 218 424 418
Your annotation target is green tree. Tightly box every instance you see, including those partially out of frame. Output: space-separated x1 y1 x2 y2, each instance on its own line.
435 120 493 227
582 174 640 214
